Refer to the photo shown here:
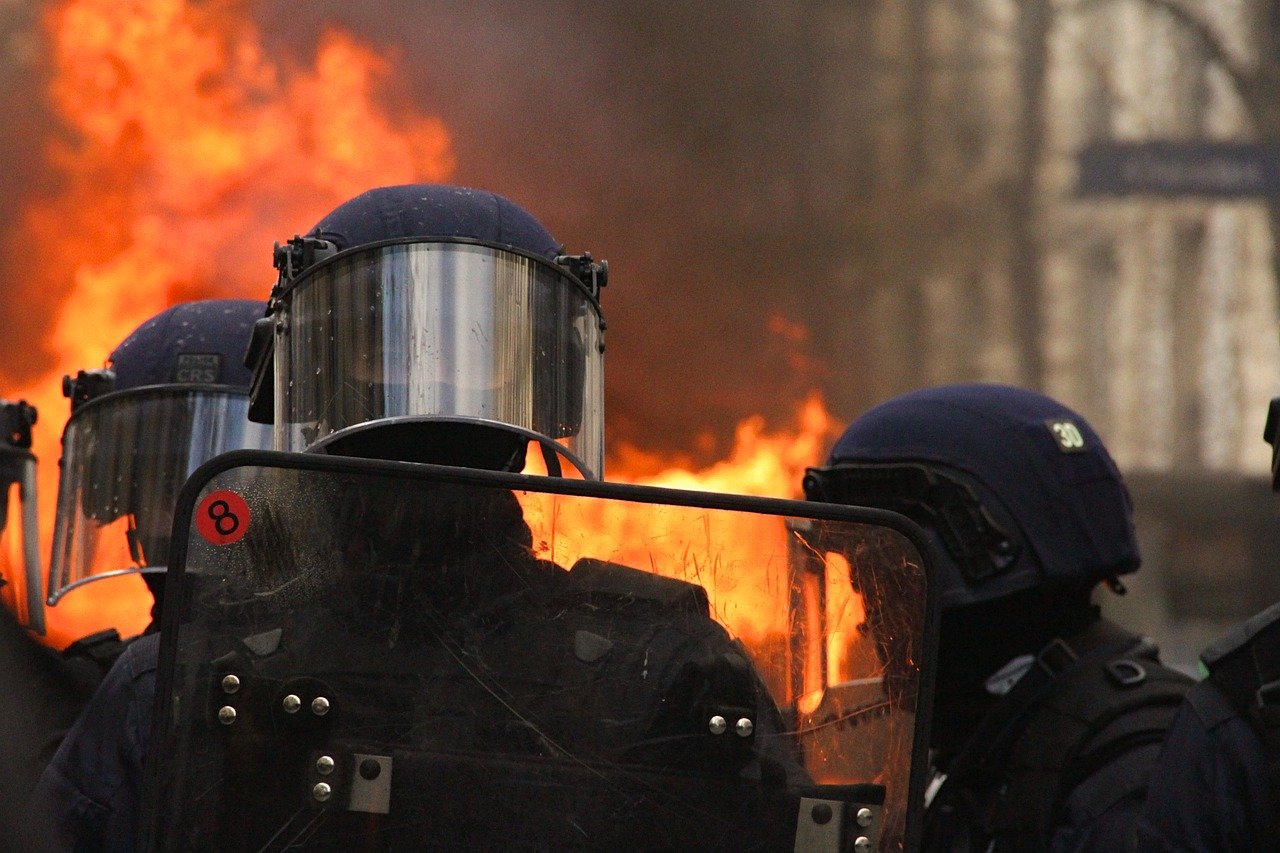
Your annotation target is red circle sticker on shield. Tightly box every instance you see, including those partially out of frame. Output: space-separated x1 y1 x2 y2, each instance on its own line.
196 490 251 546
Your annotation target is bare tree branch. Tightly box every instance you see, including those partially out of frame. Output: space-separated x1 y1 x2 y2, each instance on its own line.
1056 0 1257 112
1132 0 1257 107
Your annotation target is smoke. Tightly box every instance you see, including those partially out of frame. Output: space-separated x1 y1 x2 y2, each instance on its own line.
255 0 868 455
0 3 61 380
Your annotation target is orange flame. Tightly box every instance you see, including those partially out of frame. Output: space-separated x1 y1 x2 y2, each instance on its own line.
546 392 840 644
612 392 834 498
524 393 908 795
12 0 844 664
12 0 454 648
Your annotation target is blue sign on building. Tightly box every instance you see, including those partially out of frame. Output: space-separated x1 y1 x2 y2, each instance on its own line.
1079 141 1280 198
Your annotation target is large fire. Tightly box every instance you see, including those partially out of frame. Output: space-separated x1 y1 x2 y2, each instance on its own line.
8 0 850 666
0 2 921 838
13 0 453 648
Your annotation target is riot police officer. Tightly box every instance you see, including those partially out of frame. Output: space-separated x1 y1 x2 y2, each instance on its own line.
38 186 622 851
140 183 824 845
0 399 98 849
0 399 42 640
1133 399 1280 851
1133 613 1276 850
804 383 1194 851
33 299 272 850
38 185 936 851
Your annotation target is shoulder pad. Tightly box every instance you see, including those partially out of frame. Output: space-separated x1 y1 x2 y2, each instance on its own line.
566 558 710 617
984 642 1194 844
1201 600 1280 670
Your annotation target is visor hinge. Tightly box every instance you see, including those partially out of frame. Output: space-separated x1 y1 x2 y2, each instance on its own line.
62 370 115 414
802 467 829 501
555 252 608 298
272 236 338 299
0 400 36 449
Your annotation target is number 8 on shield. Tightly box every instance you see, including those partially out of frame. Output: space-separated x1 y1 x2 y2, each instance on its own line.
196 489 251 546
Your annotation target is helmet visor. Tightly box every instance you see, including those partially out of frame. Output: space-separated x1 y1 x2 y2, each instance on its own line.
273 241 605 477
48 387 272 604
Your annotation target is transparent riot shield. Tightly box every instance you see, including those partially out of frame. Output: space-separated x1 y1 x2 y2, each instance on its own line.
142 451 936 852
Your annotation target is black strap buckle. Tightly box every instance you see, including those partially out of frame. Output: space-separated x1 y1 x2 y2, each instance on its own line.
1036 638 1079 677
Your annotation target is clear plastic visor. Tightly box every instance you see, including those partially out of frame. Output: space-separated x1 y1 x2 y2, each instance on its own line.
48 388 272 604
274 242 605 477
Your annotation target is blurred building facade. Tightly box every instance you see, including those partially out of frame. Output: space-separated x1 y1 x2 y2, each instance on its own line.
824 0 1280 665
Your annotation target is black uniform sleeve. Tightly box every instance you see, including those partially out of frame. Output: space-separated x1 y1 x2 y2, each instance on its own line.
30 633 160 852
1134 682 1272 852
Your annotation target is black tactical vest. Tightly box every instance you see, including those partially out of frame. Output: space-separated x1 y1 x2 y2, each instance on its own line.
1199 601 1280 847
924 620 1194 852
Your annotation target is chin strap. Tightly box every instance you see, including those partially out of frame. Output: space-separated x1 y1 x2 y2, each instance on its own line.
62 628 129 678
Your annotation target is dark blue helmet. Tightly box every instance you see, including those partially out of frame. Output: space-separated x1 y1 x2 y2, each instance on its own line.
250 184 608 479
309 184 561 258
63 299 264 411
49 300 272 608
804 383 1139 611
110 299 263 391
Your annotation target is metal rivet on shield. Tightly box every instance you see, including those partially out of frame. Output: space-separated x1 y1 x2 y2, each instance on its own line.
708 715 727 735
312 782 332 803
312 696 330 716
315 755 335 776
853 836 872 853
282 694 301 714
735 717 754 737
217 706 237 725
221 674 240 694
856 807 874 828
